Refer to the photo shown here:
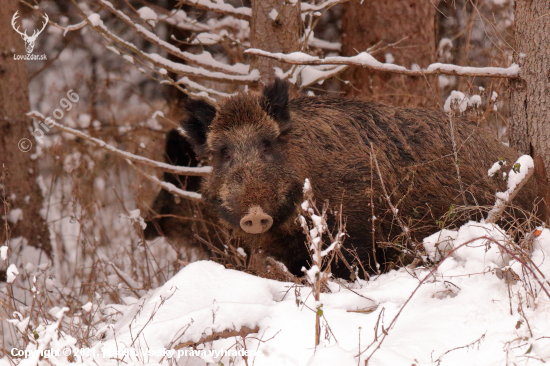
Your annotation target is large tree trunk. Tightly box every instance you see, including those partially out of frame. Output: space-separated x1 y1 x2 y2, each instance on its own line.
340 0 438 107
0 1 51 255
250 0 301 84
509 0 550 220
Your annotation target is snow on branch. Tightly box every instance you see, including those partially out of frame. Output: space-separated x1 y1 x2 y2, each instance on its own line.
176 77 233 98
306 36 341 51
76 6 259 85
98 0 250 76
486 155 535 224
177 0 251 20
286 65 347 87
245 49 521 79
301 0 350 13
27 111 211 177
169 0 348 22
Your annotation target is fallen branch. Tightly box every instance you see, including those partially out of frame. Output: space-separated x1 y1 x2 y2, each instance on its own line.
27 111 211 177
174 326 259 349
245 49 520 79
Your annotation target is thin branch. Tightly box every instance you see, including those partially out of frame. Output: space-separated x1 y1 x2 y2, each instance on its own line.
245 49 520 79
127 160 203 203
98 0 250 76
69 1 259 85
27 111 211 177
18 0 86 35
370 144 415 250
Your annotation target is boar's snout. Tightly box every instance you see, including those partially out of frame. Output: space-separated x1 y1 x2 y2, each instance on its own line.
240 206 273 234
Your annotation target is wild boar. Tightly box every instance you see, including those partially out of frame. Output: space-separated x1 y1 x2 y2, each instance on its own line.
172 79 538 279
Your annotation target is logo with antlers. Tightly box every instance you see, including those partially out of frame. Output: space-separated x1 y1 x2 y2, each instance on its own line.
11 11 48 54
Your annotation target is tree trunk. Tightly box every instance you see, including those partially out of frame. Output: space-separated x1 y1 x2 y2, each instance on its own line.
0 0 51 255
509 0 550 220
250 0 301 84
340 0 438 107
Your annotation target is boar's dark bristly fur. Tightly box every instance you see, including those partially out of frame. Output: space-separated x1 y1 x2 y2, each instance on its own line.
180 79 539 279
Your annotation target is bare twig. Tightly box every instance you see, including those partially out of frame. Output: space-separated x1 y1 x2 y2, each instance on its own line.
127 160 202 203
370 144 415 250
27 111 211 177
448 113 468 206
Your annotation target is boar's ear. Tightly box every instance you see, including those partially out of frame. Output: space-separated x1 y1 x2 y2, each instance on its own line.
260 78 291 126
180 98 217 155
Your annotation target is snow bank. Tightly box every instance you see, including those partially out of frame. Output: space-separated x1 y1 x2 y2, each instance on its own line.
7 222 550 365
80 220 550 366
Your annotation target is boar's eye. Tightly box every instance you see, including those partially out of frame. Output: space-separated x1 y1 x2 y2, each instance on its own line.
220 147 231 161
261 140 271 153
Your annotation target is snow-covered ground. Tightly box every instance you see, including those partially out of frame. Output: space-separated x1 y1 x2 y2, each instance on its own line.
4 219 550 366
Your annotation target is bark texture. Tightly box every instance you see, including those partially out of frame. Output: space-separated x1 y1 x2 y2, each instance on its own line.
509 0 550 219
341 0 438 106
250 0 301 84
0 0 51 254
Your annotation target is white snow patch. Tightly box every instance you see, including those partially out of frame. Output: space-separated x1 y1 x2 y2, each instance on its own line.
307 344 356 366
106 45 120 55
496 155 534 202
7 264 19 283
268 9 278 21
7 208 23 224
88 13 103 27
237 247 247 257
120 209 147 230
152 110 164 119
438 37 453 49
469 94 482 107
438 75 450 89
444 90 468 112
0 245 8 260
122 55 134 64
82 302 93 312
137 7 158 25
488 160 505 177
